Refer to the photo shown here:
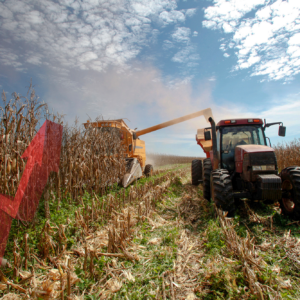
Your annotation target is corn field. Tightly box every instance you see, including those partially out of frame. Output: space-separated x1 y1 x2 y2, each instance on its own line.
0 87 201 204
274 138 300 171
0 87 48 196
0 87 127 205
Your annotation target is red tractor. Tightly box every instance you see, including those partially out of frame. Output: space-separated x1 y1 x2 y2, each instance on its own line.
192 117 300 219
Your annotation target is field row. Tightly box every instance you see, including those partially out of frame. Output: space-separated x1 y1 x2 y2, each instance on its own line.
1 164 300 299
0 165 187 299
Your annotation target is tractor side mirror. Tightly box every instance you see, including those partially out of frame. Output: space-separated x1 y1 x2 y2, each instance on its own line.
278 126 286 137
204 131 211 141
133 132 137 140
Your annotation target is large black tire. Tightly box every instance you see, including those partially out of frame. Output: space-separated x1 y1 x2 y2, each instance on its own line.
144 164 154 177
203 158 212 201
279 167 300 220
210 169 235 217
191 159 203 186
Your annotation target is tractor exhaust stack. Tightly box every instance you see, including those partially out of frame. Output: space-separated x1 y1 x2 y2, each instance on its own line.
208 117 219 170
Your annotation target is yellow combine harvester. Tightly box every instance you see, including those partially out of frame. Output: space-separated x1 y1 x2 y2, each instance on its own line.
83 108 212 187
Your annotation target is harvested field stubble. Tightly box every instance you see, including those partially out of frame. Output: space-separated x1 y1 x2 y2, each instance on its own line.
0 165 186 299
1 161 300 299
176 187 300 299
146 153 203 167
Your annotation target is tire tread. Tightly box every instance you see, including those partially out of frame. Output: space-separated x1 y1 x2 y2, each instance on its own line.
211 169 235 217
191 160 203 186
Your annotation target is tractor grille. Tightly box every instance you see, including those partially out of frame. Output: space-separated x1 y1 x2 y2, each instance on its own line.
257 174 282 200
249 152 276 166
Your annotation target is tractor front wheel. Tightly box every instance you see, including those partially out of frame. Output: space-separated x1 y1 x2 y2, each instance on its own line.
144 164 154 177
191 159 203 186
210 169 235 217
279 167 300 220
203 158 212 201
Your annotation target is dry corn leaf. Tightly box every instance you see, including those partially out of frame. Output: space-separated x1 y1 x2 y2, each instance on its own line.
100 291 111 300
186 293 197 300
32 279 57 299
277 278 292 289
0 293 22 300
0 284 7 291
19 271 31 279
48 269 63 281
271 265 280 274
148 238 162 245
106 278 122 293
47 269 79 286
123 270 135 282
71 296 85 300
259 241 271 251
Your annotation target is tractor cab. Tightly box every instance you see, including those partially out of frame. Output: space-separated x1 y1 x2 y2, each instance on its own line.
217 120 267 172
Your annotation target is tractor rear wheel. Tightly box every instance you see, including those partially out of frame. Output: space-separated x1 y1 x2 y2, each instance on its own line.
279 167 300 220
144 164 154 177
210 169 235 217
191 159 203 186
203 158 212 201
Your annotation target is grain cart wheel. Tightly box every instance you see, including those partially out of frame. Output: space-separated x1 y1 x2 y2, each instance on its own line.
210 169 235 217
279 167 300 220
191 159 203 186
144 164 154 177
203 158 212 201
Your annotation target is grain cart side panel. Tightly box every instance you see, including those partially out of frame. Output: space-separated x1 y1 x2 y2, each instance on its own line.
196 128 212 158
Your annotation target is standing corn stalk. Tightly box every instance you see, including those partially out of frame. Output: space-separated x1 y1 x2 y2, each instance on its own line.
0 86 126 222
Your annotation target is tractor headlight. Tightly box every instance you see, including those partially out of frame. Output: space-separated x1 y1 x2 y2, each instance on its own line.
252 165 275 171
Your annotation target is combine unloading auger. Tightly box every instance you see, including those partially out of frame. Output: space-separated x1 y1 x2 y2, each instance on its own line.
84 108 213 187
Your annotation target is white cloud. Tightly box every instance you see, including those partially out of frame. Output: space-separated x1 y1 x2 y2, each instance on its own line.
26 55 43 65
0 0 187 73
0 48 24 70
203 0 266 26
79 52 98 63
172 45 199 64
192 31 198 37
25 10 44 24
223 23 234 33
171 27 191 43
185 8 197 18
163 40 174 50
203 0 300 81
159 10 185 25
220 43 226 51
289 33 300 46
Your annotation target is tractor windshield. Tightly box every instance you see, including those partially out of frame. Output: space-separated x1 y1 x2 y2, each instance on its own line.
221 125 266 171
221 125 265 149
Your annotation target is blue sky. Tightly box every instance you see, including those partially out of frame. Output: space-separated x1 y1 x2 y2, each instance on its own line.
0 0 300 157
